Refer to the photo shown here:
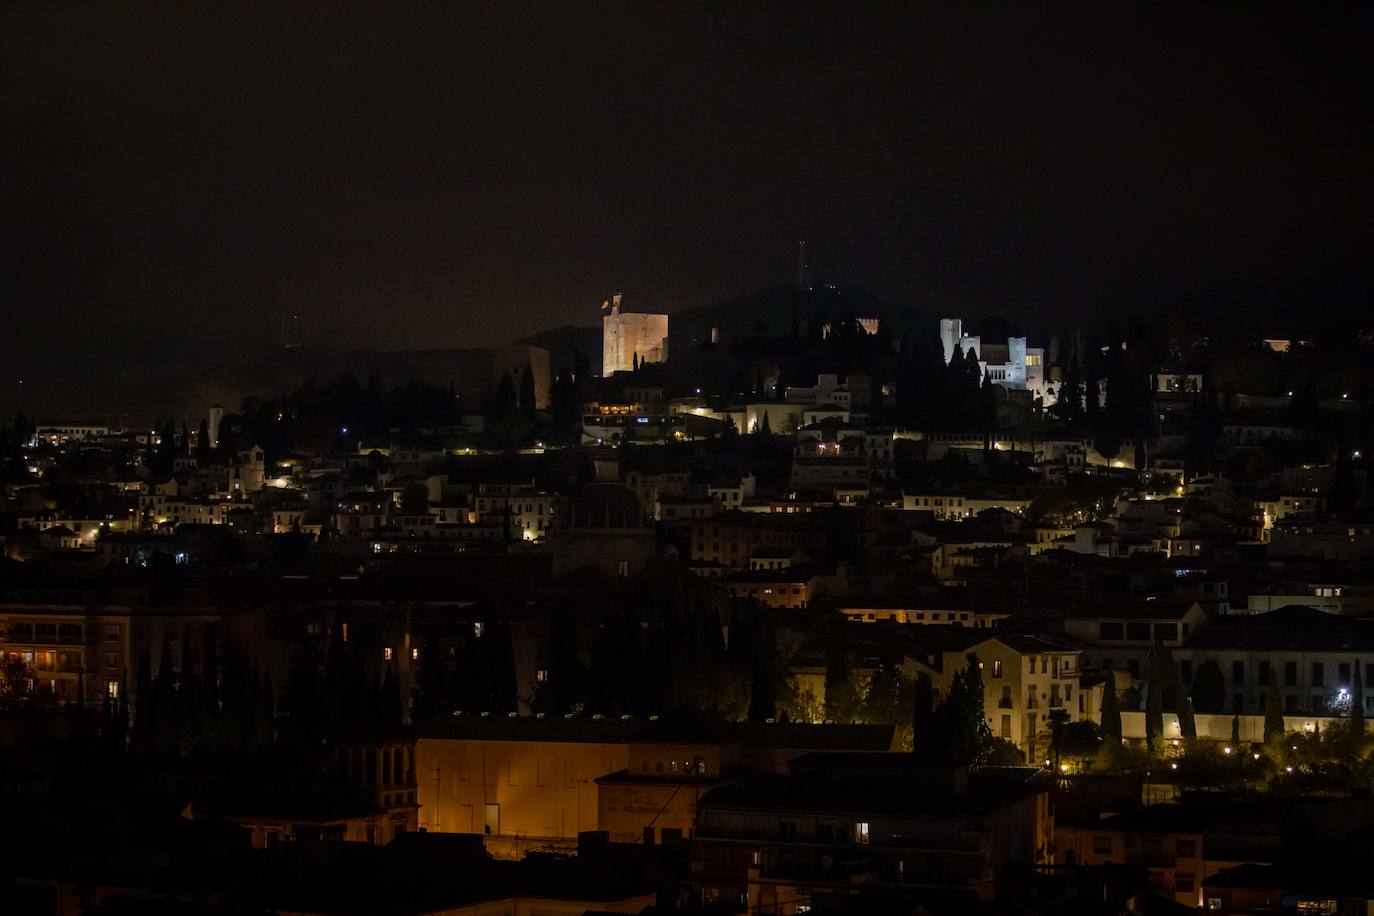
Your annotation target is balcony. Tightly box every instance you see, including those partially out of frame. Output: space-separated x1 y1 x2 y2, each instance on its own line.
33 663 84 675
998 697 1014 709
5 634 87 647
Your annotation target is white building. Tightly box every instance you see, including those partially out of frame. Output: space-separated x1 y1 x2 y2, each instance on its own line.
35 423 114 444
907 635 1085 758
601 294 668 375
1174 605 1374 717
474 482 559 542
784 373 870 410
940 318 1053 405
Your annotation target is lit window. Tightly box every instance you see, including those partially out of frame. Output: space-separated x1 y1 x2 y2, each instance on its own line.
384 647 393 661
411 647 419 661
536 669 549 683
853 821 870 845
992 659 1003 678
473 622 484 638
106 680 120 699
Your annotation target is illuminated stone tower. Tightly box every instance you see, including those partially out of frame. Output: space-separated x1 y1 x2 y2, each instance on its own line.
601 293 668 376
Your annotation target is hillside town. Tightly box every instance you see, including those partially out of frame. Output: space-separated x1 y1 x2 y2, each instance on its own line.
8 0 1374 910
4 291 1374 914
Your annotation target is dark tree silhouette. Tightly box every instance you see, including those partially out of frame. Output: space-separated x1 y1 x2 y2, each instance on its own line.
519 366 537 418
1190 660 1226 714
1100 675 1122 741
1264 673 1285 741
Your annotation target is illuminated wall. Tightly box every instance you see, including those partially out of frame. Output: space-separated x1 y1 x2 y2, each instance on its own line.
416 737 629 844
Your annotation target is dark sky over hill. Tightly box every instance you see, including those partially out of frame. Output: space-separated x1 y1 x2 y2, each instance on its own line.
4 3 1372 408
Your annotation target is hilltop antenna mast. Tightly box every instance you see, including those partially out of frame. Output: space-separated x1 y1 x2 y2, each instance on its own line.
795 241 811 291
280 313 302 349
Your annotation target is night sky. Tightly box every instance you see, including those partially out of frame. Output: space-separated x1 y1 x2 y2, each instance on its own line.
5 3 1372 373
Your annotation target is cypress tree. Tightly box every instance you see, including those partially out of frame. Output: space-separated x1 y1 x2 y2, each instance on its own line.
196 629 220 750
488 621 518 715
747 652 777 723
411 635 447 724
541 611 582 716
1057 355 1082 423
1352 659 1365 736
1190 660 1226 713
129 651 154 755
822 620 856 722
219 652 248 749
1264 673 1285 742
1084 350 1100 422
154 419 178 475
175 643 198 756
1100 674 1122 741
948 344 966 380
113 688 129 752
1145 652 1164 756
912 670 936 757
100 688 116 748
747 617 779 723
153 636 178 755
519 366 536 418
964 346 982 393
1180 697 1198 740
492 373 517 418
940 654 993 767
